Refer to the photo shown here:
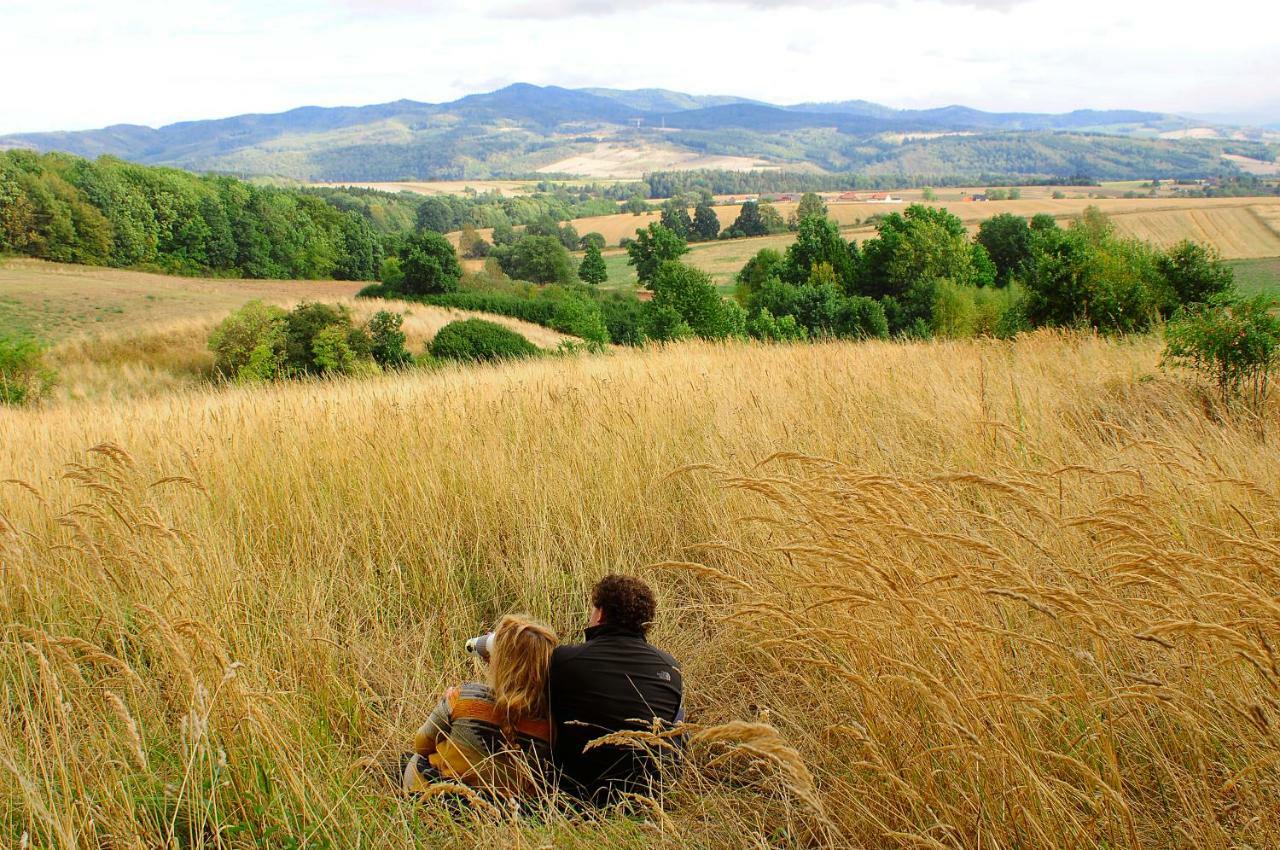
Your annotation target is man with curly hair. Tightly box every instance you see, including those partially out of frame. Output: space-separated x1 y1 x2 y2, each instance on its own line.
548 574 684 804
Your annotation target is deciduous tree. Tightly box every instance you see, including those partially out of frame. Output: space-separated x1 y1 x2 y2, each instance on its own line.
626 223 689 288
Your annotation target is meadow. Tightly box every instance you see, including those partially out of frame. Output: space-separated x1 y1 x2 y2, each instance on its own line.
1230 257 1280 298
3 329 1279 848
0 260 572 402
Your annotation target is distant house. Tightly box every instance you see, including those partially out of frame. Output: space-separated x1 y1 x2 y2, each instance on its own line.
969 194 989 202
866 193 903 203
837 191 861 202
777 193 798 202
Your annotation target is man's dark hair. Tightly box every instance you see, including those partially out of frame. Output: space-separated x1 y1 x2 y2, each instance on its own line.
592 575 656 635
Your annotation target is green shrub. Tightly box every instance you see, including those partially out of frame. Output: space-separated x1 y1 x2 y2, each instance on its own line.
400 288 610 345
284 302 360 375
1021 225 1165 334
1157 240 1235 306
355 282 389 299
367 310 412 368
973 284 1022 337
400 231 462 295
747 308 808 342
834 295 889 340
311 325 375 376
208 300 288 383
932 279 978 338
0 334 56 405
641 304 693 343
578 232 607 252
596 293 647 346
752 278 887 340
1163 295 1280 409
546 292 609 345
491 235 575 285
378 256 405 290
409 291 556 326
429 319 539 363
735 248 783 305
651 261 742 340
212 301 382 381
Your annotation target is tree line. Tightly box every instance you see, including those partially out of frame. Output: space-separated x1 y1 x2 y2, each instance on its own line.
644 170 1098 198
0 151 384 280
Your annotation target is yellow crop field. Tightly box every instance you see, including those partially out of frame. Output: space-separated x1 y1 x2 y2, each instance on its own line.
3 332 1279 847
1110 205 1280 256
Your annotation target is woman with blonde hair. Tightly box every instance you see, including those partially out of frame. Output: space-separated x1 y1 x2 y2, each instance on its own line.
402 614 558 799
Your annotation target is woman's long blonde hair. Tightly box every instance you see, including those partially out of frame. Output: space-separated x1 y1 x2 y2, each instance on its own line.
488 614 558 736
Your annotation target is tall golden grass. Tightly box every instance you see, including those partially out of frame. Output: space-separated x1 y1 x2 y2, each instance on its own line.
2 332 1278 848
40 296 575 403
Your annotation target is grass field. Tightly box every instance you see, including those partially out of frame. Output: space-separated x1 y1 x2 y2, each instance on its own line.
3 331 1279 848
1229 257 1280 298
0 260 364 341
0 260 574 402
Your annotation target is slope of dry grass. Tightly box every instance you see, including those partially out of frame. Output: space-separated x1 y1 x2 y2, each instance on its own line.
0 259 364 340
2 333 1278 848
0 261 576 402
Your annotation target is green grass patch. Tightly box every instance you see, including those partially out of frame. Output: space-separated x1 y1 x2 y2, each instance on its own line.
600 251 638 290
1228 258 1280 299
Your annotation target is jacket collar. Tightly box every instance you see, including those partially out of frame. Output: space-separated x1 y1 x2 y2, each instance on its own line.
584 623 646 641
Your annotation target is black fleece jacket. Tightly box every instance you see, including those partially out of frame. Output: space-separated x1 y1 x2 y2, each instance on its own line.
547 623 684 803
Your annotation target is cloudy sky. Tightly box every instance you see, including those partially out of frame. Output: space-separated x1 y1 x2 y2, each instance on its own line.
2 0 1277 134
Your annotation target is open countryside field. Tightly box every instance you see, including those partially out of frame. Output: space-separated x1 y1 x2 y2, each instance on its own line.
582 197 1280 289
0 260 574 402
4 332 1280 847
1229 256 1280 297
579 197 1280 252
0 260 363 341
534 141 776 179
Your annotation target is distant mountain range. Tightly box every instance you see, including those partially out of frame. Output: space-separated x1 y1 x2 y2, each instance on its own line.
3 83 1277 182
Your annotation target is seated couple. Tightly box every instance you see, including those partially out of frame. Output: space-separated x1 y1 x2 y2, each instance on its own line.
402 575 685 805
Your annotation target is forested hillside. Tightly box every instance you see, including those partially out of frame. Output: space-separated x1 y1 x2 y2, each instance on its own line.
0 151 381 279
3 84 1274 182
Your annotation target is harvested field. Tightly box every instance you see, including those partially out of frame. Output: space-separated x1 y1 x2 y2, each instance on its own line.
1111 205 1280 256
1222 153 1280 175
535 142 774 179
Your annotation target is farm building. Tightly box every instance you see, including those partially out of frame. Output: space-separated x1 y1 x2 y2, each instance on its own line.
836 191 861 202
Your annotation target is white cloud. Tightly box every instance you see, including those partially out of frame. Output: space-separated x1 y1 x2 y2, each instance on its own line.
0 0 1276 134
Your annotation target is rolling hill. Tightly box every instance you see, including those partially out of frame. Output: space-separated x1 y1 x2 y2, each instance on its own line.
2 83 1276 182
